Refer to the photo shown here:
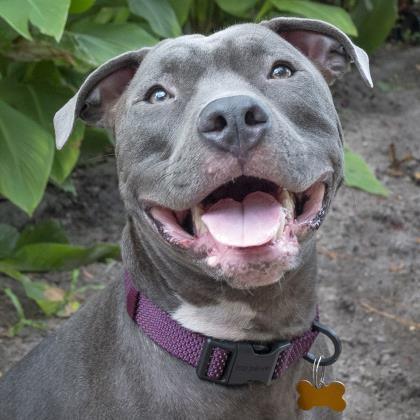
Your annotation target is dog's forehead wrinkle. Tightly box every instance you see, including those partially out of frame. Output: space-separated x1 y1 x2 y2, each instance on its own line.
156 43 209 73
145 24 298 77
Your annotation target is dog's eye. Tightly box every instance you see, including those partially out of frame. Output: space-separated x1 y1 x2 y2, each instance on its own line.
270 64 293 79
146 86 172 104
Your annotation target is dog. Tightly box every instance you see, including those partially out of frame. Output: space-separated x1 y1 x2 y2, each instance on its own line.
0 17 371 419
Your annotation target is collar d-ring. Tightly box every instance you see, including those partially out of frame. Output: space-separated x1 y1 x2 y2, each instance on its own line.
304 320 342 366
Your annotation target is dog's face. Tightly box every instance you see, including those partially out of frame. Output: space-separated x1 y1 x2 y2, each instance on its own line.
55 18 371 290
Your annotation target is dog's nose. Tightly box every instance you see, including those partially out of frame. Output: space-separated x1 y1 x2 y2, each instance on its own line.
197 95 270 158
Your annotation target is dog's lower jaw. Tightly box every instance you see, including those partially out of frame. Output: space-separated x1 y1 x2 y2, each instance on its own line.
122 216 319 342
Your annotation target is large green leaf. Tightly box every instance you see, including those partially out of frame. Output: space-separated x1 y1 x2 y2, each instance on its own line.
0 224 19 259
0 267 66 316
128 0 181 38
169 0 192 26
50 122 84 184
0 18 19 48
0 100 54 215
78 127 113 164
67 22 158 66
344 147 389 197
21 279 64 316
215 0 258 17
2 243 120 272
70 0 96 14
0 79 82 184
270 0 358 36
16 220 69 249
352 0 397 52
0 0 70 41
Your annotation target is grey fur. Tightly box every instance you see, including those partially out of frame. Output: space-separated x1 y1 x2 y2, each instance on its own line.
0 17 371 419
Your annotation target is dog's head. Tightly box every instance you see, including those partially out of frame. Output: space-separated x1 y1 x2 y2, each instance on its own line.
55 18 371 290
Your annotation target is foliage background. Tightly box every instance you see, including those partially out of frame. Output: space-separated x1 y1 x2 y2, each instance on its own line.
0 0 398 216
0 0 403 326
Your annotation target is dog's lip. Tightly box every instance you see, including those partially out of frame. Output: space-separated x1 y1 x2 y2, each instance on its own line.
144 172 333 213
145 172 332 248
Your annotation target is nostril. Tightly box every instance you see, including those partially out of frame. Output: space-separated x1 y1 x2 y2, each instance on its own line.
245 110 257 126
245 107 268 126
200 114 228 133
213 115 227 132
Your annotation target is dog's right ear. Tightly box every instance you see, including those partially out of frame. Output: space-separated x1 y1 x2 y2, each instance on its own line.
260 17 372 88
54 48 150 149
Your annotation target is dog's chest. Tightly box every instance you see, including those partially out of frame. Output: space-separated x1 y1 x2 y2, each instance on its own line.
116 332 304 420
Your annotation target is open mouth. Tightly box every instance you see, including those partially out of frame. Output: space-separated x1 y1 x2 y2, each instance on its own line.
148 175 328 250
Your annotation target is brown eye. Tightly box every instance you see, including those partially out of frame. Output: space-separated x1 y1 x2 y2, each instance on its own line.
146 86 172 103
270 64 293 79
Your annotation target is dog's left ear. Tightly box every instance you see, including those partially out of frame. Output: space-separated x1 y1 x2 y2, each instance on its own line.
261 17 372 87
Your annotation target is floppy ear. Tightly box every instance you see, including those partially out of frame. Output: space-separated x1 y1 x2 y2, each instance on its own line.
54 48 150 149
260 17 372 87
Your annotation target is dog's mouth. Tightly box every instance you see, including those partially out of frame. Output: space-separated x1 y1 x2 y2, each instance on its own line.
148 175 328 286
150 176 328 245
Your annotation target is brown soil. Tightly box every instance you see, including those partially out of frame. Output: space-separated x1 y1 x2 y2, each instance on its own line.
0 44 419 419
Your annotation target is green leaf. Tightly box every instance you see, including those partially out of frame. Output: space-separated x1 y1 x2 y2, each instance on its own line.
0 100 54 215
0 80 65 129
4 287 25 319
351 0 398 52
344 147 389 197
128 0 181 38
22 280 65 316
2 243 120 272
169 0 192 26
0 0 70 41
57 300 80 317
215 0 258 17
50 122 84 184
70 0 96 14
79 127 113 164
256 0 274 21
0 224 19 259
67 22 158 66
0 79 81 186
16 220 69 249
24 61 65 87
51 176 77 195
0 18 19 46
3 269 65 317
270 0 358 36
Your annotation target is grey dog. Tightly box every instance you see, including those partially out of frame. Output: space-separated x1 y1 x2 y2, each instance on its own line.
0 17 371 419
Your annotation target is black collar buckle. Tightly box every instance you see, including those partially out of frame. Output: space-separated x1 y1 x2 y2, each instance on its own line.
196 337 291 386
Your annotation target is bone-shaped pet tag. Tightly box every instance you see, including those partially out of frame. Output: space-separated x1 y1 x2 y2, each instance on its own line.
296 379 346 412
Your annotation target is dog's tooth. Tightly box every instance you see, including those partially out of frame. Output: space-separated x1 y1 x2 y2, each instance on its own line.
276 216 286 239
191 206 207 236
278 189 295 218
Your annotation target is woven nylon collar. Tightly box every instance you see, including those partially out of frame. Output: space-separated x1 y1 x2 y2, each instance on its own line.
124 271 321 386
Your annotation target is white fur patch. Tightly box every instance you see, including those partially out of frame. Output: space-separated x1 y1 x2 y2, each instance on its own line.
354 44 373 88
172 300 258 341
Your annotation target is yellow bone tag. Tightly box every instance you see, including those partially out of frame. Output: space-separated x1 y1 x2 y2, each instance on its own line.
296 380 346 412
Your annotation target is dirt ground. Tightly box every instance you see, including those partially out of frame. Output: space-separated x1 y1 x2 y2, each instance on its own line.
0 44 419 419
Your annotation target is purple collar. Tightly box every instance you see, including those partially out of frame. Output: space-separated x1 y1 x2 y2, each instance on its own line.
125 271 320 386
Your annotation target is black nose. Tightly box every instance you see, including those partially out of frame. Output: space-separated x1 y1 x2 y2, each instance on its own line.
197 95 270 158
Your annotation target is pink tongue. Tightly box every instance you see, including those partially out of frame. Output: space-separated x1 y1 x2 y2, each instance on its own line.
201 192 284 248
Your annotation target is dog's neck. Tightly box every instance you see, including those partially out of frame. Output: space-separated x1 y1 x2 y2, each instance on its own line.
122 216 319 341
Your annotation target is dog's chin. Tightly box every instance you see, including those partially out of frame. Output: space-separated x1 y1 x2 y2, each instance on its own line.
202 244 302 290
146 175 329 289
